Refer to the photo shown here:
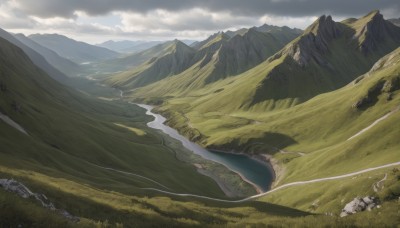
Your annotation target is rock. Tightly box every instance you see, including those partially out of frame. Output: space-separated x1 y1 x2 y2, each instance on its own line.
0 179 79 222
0 179 34 198
340 196 379 217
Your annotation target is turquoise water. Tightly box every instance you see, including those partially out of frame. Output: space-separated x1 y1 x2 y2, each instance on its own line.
136 104 274 192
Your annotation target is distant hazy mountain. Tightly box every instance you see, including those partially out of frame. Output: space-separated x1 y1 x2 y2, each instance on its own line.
98 40 197 54
388 18 400 27
29 34 119 64
97 40 162 53
14 34 82 77
0 28 68 83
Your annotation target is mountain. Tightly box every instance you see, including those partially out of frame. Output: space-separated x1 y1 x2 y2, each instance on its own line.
388 18 400 27
28 34 119 64
0 28 68 83
106 40 196 88
14 34 83 77
97 40 163 53
134 11 400 111
108 27 301 91
97 40 144 51
225 24 303 43
95 40 186 73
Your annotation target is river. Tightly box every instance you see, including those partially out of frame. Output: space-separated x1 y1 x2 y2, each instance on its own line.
135 104 274 192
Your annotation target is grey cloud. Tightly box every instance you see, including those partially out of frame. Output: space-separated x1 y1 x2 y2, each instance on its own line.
12 0 400 18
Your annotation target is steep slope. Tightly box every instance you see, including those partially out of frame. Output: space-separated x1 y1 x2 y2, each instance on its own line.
29 34 119 64
0 28 68 83
106 40 196 89
14 34 82 77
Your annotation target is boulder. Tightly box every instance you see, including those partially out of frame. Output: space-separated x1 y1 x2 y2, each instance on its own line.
340 196 379 217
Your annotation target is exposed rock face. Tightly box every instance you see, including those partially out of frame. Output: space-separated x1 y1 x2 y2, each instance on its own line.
285 15 341 67
352 76 399 109
355 11 400 55
0 179 79 223
340 196 379 217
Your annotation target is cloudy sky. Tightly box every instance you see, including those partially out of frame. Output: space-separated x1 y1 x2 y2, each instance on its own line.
1 0 399 44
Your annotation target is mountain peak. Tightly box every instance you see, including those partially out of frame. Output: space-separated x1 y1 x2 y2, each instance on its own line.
353 10 397 54
283 14 341 67
306 14 340 39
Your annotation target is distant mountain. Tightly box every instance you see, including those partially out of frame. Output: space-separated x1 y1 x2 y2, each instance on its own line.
388 18 400 27
225 24 303 43
14 34 82 77
28 34 119 64
106 40 196 88
0 28 68 83
95 40 183 72
97 40 163 53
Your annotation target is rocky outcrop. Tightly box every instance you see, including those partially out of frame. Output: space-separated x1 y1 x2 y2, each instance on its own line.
340 196 379 217
0 179 79 223
285 15 341 67
352 76 400 109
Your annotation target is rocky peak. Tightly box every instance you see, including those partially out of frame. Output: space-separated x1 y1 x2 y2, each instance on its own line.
306 15 341 40
166 40 194 55
284 15 340 67
355 10 390 54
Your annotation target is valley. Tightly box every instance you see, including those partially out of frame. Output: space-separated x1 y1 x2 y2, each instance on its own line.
0 5 399 227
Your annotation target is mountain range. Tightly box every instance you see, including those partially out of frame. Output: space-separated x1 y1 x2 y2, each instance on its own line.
106 24 302 89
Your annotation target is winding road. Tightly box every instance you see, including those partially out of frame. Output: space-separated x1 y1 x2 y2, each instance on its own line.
141 161 400 203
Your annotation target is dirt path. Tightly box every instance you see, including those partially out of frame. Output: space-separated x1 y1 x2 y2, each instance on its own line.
373 173 387 192
348 106 399 141
89 163 171 190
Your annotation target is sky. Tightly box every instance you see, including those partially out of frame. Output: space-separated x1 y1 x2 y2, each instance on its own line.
0 0 399 44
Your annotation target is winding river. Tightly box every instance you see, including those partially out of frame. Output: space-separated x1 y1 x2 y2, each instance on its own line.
136 104 274 192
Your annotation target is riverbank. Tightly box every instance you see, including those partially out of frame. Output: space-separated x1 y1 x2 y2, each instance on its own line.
135 103 277 196
160 132 257 197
